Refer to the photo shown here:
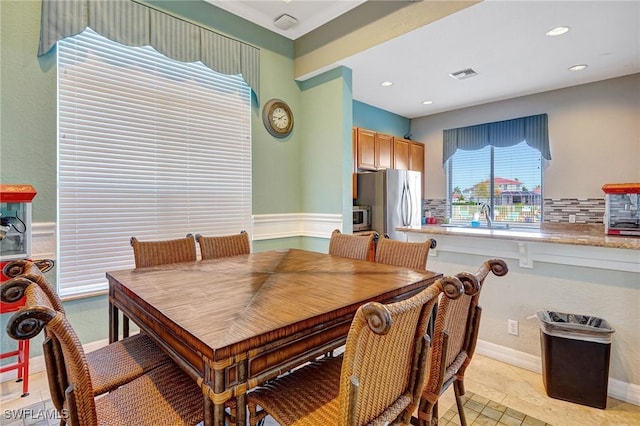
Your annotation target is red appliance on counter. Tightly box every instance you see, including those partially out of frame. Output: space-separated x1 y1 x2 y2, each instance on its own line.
0 184 37 397
602 183 640 236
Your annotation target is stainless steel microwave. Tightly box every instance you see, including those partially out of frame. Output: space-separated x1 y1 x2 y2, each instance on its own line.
353 205 371 231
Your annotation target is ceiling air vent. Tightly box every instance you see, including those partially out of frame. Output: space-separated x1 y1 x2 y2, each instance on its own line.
449 68 478 80
274 14 298 30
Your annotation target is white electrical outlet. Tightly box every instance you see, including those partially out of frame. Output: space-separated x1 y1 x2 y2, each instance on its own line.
508 319 519 336
569 214 576 223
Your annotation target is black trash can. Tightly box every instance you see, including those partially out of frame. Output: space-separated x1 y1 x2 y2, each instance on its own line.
536 310 615 409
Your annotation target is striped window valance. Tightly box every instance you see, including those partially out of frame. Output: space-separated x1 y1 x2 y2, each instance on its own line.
443 114 551 164
38 0 260 96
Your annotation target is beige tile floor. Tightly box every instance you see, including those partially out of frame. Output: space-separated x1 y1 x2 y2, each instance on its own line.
1 354 639 426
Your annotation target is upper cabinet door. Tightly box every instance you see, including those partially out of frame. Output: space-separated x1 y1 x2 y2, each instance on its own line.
409 142 425 174
393 137 410 170
356 128 377 170
375 132 394 169
409 141 425 198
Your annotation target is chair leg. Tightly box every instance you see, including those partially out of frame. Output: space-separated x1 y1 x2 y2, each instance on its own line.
248 403 267 426
415 398 436 426
20 339 30 397
122 315 130 338
453 380 467 426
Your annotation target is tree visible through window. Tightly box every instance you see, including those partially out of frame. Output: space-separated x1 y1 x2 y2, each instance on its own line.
446 141 542 226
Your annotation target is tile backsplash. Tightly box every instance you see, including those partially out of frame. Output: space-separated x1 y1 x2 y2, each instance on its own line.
423 197 605 224
544 198 604 224
422 199 447 220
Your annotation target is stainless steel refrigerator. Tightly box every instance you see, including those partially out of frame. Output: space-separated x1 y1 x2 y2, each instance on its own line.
355 169 422 240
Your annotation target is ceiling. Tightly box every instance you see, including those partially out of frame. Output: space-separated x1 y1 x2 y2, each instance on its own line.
207 0 640 119
206 0 367 40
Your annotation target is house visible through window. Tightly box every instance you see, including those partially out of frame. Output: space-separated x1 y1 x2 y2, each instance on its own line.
57 28 252 297
446 141 543 226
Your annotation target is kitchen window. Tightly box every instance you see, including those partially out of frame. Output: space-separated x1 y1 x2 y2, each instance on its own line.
443 115 550 227
57 28 252 297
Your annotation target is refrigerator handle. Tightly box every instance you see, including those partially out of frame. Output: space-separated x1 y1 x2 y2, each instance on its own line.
400 180 410 226
406 179 414 225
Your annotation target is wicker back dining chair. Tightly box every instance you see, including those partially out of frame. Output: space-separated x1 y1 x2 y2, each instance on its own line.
196 230 250 260
414 258 509 426
247 275 466 426
374 236 437 270
126 235 197 337
6 283 204 426
328 229 377 261
1 260 171 403
130 234 197 268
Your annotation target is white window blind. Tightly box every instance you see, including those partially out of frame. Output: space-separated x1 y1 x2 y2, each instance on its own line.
57 28 252 298
446 141 542 226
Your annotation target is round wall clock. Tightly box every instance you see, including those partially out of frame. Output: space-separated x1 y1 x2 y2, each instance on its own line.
262 99 294 138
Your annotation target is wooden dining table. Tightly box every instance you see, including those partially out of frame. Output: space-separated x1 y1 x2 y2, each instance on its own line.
107 248 442 426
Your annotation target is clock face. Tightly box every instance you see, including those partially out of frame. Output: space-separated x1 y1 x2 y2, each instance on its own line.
272 107 289 129
263 99 293 138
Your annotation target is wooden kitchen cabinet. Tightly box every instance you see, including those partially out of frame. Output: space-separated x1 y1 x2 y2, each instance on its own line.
352 128 357 199
393 137 410 170
409 141 425 198
393 137 424 173
355 128 393 170
375 132 393 169
356 128 376 170
409 141 424 174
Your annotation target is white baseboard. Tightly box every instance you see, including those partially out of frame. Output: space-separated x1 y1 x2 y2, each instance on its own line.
476 339 542 374
476 339 640 406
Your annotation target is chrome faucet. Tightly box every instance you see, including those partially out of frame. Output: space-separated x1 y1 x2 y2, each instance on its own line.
480 203 493 228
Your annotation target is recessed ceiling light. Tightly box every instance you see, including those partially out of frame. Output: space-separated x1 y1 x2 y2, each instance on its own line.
568 64 588 71
546 26 569 36
380 81 393 87
422 100 433 105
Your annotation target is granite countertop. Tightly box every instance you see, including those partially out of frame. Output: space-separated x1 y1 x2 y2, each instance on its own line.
398 223 640 250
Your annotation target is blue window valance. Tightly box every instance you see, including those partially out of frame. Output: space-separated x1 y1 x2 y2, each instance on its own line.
443 114 551 164
38 0 260 97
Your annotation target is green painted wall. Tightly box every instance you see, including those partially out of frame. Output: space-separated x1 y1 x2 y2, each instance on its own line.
353 100 411 137
252 48 303 215
0 1 57 223
298 67 353 252
299 67 352 214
